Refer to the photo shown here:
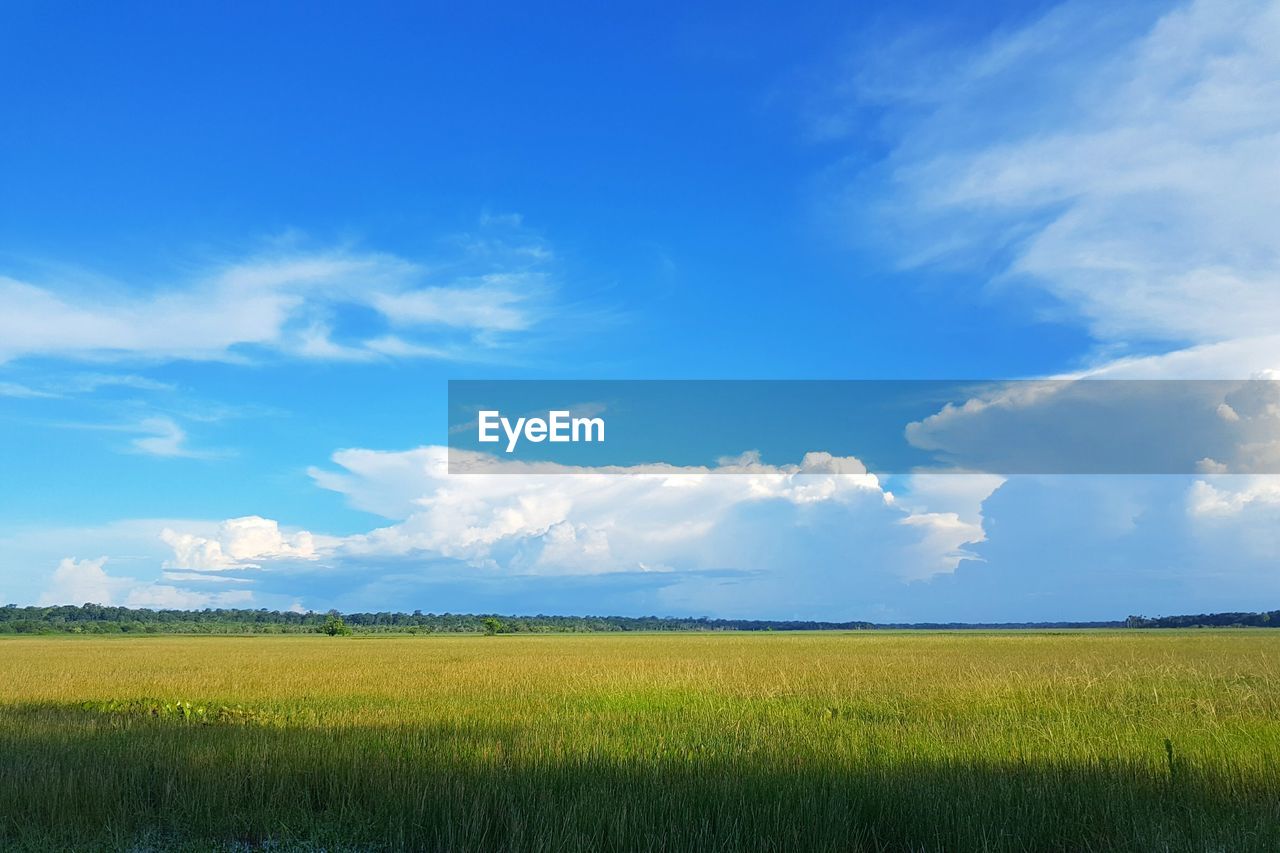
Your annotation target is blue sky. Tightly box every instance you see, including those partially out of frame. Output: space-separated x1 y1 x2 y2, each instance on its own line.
3 0 1279 620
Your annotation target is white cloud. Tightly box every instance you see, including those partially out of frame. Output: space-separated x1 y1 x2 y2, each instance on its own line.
0 371 176 399
818 0 1280 561
0 381 57 398
0 221 555 365
0 266 303 362
36 555 252 608
903 377 1280 475
1197 457 1231 474
1065 335 1280 379
131 417 194 457
312 447 891 570
371 277 539 332
360 335 452 359
71 446 999 617
161 516 322 570
1188 476 1280 516
38 557 132 606
303 445 986 587
893 472 1005 580
843 0 1280 352
1183 474 1280 567
66 372 175 393
161 571 253 584
125 583 253 609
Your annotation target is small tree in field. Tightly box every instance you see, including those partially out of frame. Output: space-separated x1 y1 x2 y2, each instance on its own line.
322 612 351 636
482 617 504 635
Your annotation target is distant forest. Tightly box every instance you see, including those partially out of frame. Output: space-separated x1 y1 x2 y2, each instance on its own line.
1123 611 1280 628
0 603 1273 635
0 605 878 635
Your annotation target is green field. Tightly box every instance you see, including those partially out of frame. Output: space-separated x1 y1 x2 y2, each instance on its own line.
1 632 1278 851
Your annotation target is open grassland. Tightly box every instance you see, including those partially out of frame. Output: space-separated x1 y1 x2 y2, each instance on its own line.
1 632 1278 851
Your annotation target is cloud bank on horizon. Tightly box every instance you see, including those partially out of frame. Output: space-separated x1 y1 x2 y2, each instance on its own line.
2 0 1279 620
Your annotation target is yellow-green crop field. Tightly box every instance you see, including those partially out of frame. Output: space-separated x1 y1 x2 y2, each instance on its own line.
1 631 1278 851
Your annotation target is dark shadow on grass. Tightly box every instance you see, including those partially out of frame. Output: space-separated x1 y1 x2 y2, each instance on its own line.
0 703 1276 852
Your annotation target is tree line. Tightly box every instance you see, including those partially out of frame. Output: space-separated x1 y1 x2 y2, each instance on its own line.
1124 610 1279 628
1 603 1275 635
0 604 878 635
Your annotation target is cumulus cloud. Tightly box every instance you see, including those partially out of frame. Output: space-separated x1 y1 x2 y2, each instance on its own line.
903 378 1280 475
242 444 1000 619
1184 475 1280 564
87 444 1002 617
38 557 132 606
309 447 894 572
161 516 323 571
1187 476 1280 516
893 472 1005 580
919 474 1280 623
37 556 252 608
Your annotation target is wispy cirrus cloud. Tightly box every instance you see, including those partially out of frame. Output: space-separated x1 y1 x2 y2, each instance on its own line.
28 413 229 459
130 416 202 458
0 381 57 399
0 372 173 400
0 216 558 366
822 0 1280 358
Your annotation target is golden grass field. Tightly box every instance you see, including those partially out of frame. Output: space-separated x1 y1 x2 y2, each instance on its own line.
1 631 1278 851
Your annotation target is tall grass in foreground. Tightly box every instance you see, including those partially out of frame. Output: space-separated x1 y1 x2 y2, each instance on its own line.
1 631 1277 851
